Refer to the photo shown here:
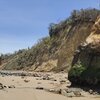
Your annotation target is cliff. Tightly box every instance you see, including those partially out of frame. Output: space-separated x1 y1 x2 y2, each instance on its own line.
1 8 100 72
68 14 100 86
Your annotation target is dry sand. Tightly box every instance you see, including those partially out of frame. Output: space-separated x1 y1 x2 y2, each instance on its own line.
0 72 99 100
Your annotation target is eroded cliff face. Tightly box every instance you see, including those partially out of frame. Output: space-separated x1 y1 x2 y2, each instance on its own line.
1 9 100 72
68 15 100 86
86 15 100 52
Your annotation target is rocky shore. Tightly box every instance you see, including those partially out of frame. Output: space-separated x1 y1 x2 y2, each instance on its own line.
0 71 99 100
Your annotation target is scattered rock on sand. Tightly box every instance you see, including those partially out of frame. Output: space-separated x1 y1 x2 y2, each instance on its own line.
89 89 94 94
37 82 42 84
88 89 99 95
42 76 50 80
60 89 74 97
74 91 82 97
60 88 82 97
0 83 4 89
46 88 61 94
60 80 66 84
36 86 44 90
33 73 40 77
50 79 57 81
4 85 7 88
8 85 15 88
24 80 30 83
21 76 25 79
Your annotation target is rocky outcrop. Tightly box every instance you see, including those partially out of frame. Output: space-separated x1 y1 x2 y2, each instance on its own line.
68 15 100 86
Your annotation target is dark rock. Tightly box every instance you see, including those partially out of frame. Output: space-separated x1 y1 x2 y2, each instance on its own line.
8 85 15 88
24 80 30 83
36 87 44 90
0 83 4 89
4 85 7 88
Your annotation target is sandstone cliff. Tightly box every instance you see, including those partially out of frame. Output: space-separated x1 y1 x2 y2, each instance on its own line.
1 9 100 72
68 15 100 86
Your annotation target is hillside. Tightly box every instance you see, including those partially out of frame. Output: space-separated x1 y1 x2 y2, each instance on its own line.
1 8 100 72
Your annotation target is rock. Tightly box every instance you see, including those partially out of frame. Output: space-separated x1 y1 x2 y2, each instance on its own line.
67 92 75 97
47 88 61 94
4 85 7 88
61 89 68 96
74 91 82 97
50 78 57 81
37 82 41 84
61 90 75 98
21 73 26 77
8 85 15 88
42 75 50 80
24 80 30 83
0 83 4 89
93 92 99 95
36 87 44 90
61 88 83 97
21 76 25 79
60 80 66 84
89 89 94 94
33 73 40 77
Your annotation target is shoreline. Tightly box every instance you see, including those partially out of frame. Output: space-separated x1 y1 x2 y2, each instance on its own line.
0 71 99 100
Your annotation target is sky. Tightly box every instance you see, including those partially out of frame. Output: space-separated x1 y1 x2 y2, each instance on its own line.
0 0 99 54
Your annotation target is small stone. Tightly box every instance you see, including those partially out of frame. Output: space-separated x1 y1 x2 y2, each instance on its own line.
21 76 25 79
61 89 68 96
8 85 15 88
50 78 57 81
47 88 61 94
93 92 99 95
60 80 66 83
89 89 93 94
36 87 44 90
74 91 82 97
24 80 30 83
4 85 7 88
42 76 50 80
0 83 4 89
61 88 82 97
37 82 41 84
48 89 55 92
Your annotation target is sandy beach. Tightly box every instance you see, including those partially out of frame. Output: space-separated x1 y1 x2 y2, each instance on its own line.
0 71 99 100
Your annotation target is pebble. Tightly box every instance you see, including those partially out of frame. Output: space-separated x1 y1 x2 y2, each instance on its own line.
36 87 44 90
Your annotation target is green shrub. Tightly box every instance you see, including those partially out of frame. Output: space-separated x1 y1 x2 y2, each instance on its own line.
69 62 86 78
